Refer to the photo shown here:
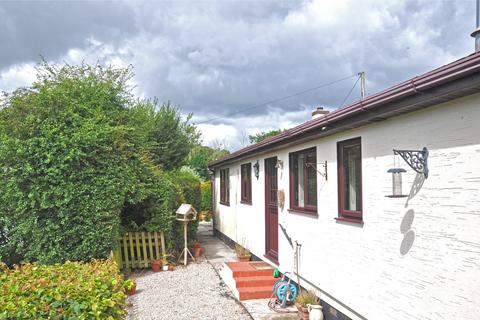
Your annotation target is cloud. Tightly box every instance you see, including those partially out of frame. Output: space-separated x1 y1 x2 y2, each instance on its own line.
0 0 475 150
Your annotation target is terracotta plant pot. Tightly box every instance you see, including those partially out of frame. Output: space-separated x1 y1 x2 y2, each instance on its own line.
194 242 202 258
168 265 174 271
126 283 137 296
237 254 251 262
296 304 309 320
151 260 162 272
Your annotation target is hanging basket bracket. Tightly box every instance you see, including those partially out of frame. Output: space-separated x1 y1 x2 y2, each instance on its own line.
393 147 429 178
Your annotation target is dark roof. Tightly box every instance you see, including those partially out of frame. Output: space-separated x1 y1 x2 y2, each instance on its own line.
209 52 480 168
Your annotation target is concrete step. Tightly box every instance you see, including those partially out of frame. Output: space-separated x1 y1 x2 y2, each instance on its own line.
238 286 274 300
225 261 274 278
235 276 278 288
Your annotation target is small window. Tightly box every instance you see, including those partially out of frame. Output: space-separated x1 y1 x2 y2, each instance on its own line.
289 147 317 214
241 163 252 204
337 137 362 222
220 168 230 206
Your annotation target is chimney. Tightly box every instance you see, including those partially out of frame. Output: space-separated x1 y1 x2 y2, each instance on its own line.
471 0 480 52
312 107 329 120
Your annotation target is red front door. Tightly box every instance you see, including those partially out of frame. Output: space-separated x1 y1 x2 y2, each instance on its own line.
265 157 278 264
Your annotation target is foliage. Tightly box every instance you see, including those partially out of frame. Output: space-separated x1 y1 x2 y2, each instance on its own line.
234 243 251 257
168 168 202 251
200 181 212 212
120 168 182 235
123 279 135 290
0 62 154 265
249 129 286 144
295 290 319 307
0 259 126 319
147 103 200 171
120 167 201 252
185 145 229 180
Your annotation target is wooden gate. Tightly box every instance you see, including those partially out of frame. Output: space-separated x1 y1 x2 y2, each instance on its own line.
112 231 166 269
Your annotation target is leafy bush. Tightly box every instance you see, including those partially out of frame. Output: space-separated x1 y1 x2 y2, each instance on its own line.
167 169 201 251
121 168 182 235
0 259 126 319
200 181 212 212
185 145 229 180
0 63 154 265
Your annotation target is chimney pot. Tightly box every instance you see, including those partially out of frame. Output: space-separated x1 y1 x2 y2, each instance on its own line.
312 107 329 120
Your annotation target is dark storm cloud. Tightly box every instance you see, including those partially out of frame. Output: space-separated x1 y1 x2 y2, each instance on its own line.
0 0 476 147
0 0 136 68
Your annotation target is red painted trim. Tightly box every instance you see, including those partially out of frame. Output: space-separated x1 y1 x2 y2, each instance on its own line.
240 163 252 204
335 217 364 225
337 137 363 222
264 157 279 264
287 208 319 217
220 168 230 206
289 147 318 213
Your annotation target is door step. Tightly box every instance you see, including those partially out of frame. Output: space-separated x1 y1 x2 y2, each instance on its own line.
219 261 276 301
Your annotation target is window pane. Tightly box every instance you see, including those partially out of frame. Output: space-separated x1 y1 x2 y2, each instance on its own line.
295 154 305 207
306 151 317 206
343 145 361 211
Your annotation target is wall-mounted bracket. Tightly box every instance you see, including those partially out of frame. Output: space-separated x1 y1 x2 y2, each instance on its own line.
306 161 328 181
393 147 429 178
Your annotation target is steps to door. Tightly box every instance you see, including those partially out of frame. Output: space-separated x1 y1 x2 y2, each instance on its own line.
219 261 277 301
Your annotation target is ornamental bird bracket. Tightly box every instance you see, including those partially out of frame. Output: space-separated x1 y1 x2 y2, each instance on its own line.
393 147 429 178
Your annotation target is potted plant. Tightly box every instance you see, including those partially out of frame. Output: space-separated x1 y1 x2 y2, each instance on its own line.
151 259 162 272
193 242 202 258
124 279 137 296
295 290 320 320
235 243 251 262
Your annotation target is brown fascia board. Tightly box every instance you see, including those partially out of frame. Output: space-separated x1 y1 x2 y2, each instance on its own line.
209 52 480 168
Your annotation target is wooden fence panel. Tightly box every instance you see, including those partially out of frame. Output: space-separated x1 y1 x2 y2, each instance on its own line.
113 231 165 269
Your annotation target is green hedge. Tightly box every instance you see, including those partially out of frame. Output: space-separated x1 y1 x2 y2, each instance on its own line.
200 181 212 212
0 260 126 319
167 169 201 251
0 64 153 265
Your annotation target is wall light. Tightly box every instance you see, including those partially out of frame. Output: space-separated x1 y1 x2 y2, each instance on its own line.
387 168 407 197
253 160 260 180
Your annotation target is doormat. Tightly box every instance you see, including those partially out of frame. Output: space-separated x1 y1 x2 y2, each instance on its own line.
250 261 273 270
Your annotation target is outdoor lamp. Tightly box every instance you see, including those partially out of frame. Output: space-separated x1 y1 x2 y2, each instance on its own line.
387 168 407 197
253 160 260 179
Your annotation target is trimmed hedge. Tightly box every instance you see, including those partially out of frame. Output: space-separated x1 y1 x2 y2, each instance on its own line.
0 260 126 319
200 181 212 212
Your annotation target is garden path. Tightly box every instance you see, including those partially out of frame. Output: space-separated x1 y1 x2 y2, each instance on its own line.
126 222 251 320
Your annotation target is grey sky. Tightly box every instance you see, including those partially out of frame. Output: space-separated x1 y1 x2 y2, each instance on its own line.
0 0 475 149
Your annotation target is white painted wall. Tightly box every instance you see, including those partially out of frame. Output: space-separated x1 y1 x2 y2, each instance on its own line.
213 93 480 320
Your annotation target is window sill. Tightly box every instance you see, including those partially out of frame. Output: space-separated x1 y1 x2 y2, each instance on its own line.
288 208 318 217
335 217 364 226
220 201 230 207
240 200 252 206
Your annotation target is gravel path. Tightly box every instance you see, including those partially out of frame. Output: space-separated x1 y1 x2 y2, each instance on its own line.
126 258 252 320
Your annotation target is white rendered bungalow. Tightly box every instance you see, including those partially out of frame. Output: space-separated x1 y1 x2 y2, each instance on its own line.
209 52 480 320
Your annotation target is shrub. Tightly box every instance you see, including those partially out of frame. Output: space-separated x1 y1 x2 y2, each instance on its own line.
0 63 153 265
0 259 126 319
167 169 201 251
295 290 319 307
200 181 212 212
